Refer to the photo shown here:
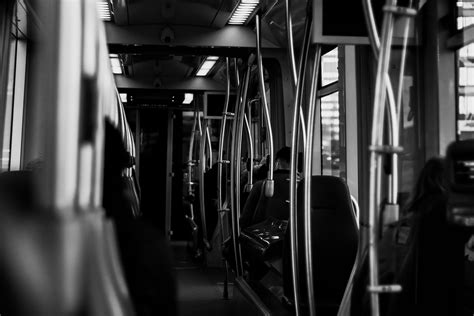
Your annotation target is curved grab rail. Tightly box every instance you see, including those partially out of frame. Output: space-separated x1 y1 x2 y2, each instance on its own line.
288 14 313 316
256 14 275 198
303 45 322 316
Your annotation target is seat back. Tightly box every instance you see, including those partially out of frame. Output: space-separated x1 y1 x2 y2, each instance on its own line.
283 176 358 311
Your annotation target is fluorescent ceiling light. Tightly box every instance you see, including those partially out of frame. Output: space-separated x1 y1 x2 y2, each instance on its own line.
119 93 127 103
183 93 194 104
109 54 122 74
97 0 111 21
227 0 259 25
196 56 219 77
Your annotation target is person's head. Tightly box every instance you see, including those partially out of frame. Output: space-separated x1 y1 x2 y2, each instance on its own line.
407 157 446 212
275 147 291 170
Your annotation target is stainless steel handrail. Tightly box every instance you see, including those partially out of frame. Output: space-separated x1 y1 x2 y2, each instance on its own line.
289 14 313 316
256 14 275 198
303 45 322 316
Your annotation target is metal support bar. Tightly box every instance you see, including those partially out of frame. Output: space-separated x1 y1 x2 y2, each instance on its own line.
256 14 275 198
217 57 232 299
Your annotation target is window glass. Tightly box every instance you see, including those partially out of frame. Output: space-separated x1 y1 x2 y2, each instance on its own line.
457 43 474 140
321 92 345 177
321 48 339 86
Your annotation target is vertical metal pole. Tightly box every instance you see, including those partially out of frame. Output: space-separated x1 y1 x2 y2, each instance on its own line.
217 57 232 299
165 110 174 240
256 14 275 198
303 46 322 316
289 15 313 316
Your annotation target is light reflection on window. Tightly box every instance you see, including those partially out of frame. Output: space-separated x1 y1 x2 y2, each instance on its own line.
321 48 339 86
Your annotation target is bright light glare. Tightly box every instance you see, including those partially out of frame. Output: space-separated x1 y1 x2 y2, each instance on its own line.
119 93 127 103
97 0 111 21
183 93 194 104
196 57 219 77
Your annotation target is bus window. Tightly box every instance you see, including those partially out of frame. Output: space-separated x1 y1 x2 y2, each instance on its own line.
319 47 346 178
457 43 474 140
321 92 345 177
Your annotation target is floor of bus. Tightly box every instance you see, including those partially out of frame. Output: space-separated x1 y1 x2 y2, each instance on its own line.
172 241 257 316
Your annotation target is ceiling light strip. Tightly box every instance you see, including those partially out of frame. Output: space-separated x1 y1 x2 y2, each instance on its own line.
226 0 259 25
